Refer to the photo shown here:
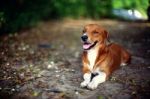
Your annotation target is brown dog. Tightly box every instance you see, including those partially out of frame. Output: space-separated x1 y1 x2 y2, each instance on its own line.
80 24 131 90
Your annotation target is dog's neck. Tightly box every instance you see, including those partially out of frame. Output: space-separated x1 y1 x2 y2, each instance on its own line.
86 44 108 72
87 47 98 71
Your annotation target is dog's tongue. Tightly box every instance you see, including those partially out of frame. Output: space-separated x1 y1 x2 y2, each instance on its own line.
83 43 91 49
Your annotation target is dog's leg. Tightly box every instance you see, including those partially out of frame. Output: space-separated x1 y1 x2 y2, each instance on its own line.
87 71 106 90
80 73 91 87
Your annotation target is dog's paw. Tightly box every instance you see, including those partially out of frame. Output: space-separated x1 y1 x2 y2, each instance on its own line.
80 81 89 88
87 81 98 90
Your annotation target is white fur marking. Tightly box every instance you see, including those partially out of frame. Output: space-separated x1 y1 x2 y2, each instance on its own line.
80 73 91 87
87 71 106 90
83 33 87 36
87 48 98 71
121 63 127 66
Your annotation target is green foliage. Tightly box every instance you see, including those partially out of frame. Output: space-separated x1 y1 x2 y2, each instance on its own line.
112 0 149 17
0 0 113 33
0 0 55 33
0 0 149 33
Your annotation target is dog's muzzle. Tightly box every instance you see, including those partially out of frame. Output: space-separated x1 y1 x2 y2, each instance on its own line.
82 41 98 50
81 34 98 50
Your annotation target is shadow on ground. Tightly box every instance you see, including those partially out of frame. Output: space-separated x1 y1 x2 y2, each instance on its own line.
0 19 150 99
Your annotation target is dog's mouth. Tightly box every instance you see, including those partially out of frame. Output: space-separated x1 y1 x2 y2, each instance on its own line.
82 41 98 50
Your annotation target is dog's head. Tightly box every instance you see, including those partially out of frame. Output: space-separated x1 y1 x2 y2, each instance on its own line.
81 24 109 50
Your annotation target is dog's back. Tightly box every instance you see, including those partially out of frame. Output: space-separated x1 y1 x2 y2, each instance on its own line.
98 43 131 77
108 43 131 66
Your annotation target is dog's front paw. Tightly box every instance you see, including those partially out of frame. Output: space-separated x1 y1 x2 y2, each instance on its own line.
80 81 89 88
87 81 98 90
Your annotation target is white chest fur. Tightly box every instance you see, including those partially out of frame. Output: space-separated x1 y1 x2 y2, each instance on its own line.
87 48 98 71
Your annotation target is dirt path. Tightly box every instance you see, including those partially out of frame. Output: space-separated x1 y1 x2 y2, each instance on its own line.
0 19 150 99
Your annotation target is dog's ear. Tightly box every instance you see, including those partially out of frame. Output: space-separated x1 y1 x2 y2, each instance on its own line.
103 30 110 43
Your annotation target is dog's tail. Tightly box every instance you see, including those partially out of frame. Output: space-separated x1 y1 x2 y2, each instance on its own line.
121 49 131 66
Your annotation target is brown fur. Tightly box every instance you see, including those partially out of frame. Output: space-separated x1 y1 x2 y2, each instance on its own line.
82 24 131 79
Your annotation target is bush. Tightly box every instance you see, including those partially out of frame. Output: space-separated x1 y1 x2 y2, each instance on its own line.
0 0 55 33
0 0 148 33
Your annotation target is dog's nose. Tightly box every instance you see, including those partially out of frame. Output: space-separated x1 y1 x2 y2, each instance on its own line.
81 35 88 41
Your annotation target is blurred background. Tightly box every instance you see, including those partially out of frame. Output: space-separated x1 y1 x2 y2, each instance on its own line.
0 0 149 33
0 0 150 99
